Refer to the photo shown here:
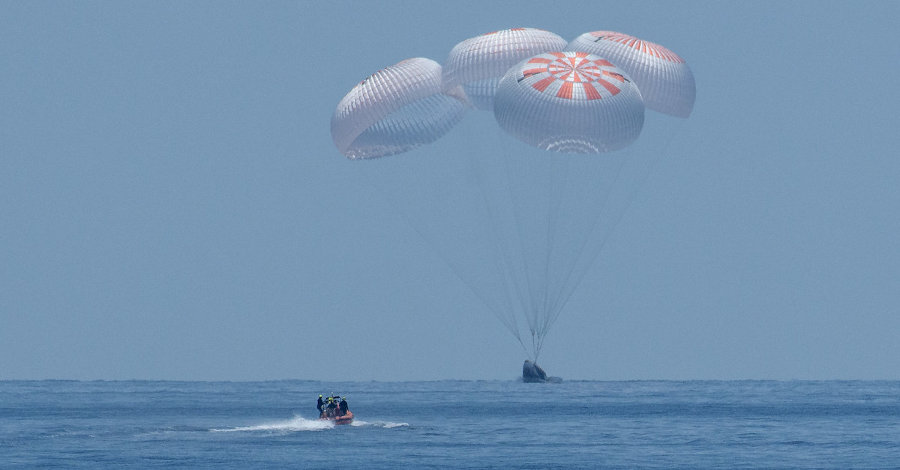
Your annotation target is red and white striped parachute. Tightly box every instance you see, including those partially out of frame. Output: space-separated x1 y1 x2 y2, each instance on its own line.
493 51 644 153
567 31 696 118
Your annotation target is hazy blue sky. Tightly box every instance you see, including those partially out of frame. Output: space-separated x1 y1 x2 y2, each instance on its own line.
2 1 899 381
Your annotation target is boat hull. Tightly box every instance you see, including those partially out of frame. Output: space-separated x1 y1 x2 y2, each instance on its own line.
320 410 353 425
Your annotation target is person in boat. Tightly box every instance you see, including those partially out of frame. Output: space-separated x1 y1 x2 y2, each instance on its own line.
338 397 349 416
317 394 324 415
325 396 338 417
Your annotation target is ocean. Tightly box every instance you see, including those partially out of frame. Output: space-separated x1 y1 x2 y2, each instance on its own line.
2 380 899 468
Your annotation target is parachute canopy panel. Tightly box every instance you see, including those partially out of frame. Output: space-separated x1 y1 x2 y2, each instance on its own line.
331 58 467 159
568 31 695 118
493 51 645 153
443 28 568 111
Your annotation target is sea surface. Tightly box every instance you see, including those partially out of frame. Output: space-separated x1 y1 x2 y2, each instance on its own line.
2 380 899 468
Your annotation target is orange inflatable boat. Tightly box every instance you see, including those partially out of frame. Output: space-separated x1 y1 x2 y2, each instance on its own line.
319 410 353 425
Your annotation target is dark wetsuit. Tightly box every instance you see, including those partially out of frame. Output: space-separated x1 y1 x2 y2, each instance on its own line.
339 400 349 416
317 397 324 414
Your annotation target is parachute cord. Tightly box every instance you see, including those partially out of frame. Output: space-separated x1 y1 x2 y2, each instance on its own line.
538 153 557 327
539 149 630 338
499 145 542 340
545 119 689 331
497 145 539 335
519 341 531 359
534 327 549 365
545 155 576 336
543 154 631 335
537 152 568 338
480 141 532 358
361 160 524 347
468 147 526 342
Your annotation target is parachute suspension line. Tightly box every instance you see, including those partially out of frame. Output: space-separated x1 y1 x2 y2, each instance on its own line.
465 148 531 347
528 150 553 349
540 149 631 338
542 154 607 347
537 152 568 343
520 336 534 362
527 147 562 360
362 162 525 348
498 145 542 350
495 145 541 341
546 119 689 326
544 151 630 332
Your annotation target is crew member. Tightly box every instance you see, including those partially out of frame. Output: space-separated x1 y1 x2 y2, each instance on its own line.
339 397 349 416
317 394 324 415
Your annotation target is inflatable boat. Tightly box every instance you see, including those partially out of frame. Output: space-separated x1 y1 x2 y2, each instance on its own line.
320 410 353 425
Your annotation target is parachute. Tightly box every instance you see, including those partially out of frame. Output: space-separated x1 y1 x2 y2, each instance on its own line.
493 51 644 153
330 28 694 364
567 31 696 118
443 28 568 111
331 58 467 159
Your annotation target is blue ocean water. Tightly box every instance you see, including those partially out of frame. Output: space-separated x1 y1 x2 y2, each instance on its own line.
2 380 899 468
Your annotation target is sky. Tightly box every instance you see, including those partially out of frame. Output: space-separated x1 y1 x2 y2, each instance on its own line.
2 0 899 381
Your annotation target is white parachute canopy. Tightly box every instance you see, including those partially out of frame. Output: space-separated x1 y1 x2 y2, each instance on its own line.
331 57 467 159
567 31 696 118
442 28 568 111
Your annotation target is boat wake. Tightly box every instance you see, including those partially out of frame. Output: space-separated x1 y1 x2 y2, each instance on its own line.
210 416 332 433
210 416 409 433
